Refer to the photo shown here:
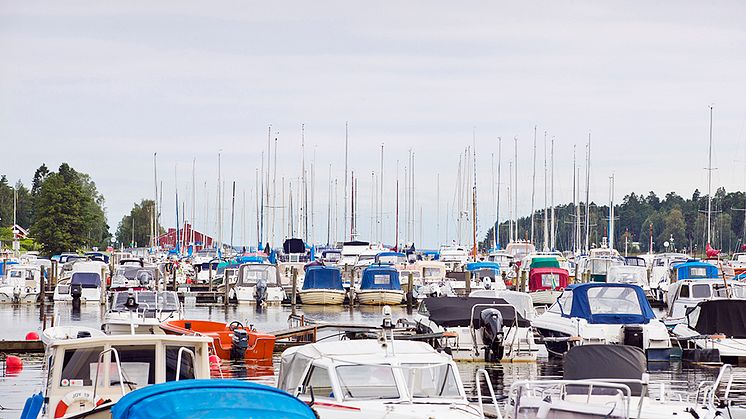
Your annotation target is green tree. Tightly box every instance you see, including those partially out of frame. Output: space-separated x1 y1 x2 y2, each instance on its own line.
115 199 159 247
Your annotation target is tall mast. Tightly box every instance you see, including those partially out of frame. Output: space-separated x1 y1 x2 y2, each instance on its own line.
472 130 478 259
707 105 714 247
530 126 537 246
301 123 307 242
266 125 271 244
272 136 278 245
327 163 332 246
609 174 615 250
344 122 349 240
572 146 578 253
217 152 223 253
380 143 384 244
436 172 440 246
550 136 556 250
491 152 496 249
496 138 502 248
508 160 513 243
153 153 159 248
585 133 591 253
255 169 260 248
543 131 549 251
191 157 196 248
230 181 236 249
396 161 400 249
514 137 519 240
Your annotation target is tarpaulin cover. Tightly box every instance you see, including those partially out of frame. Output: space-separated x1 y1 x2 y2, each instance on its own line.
565 283 656 325
691 299 746 338
465 262 501 271
111 379 315 419
421 296 531 328
529 257 560 269
529 267 568 291
302 266 343 290
71 272 101 288
283 238 306 254
360 264 401 290
564 344 646 396
673 260 719 280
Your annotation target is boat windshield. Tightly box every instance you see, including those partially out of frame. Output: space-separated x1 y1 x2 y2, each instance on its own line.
238 265 277 286
586 287 642 315
111 292 180 312
736 254 746 263
402 363 461 398
336 364 399 400
691 284 712 299
423 267 444 278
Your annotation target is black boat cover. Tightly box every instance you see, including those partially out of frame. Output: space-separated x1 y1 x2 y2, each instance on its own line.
283 238 306 254
564 344 646 396
421 296 531 328
691 299 746 338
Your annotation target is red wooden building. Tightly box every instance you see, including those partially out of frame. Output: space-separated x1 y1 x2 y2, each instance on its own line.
157 223 214 250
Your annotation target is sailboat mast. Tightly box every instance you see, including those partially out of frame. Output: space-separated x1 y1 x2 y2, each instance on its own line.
496 138 502 248
472 131 478 259
514 137 519 240
585 133 591 253
707 105 714 246
191 157 196 248
572 147 577 253
550 136 556 250
344 122 349 240
508 161 513 242
327 164 332 246
609 174 615 250
530 126 537 246
230 181 236 248
153 153 159 248
543 131 549 251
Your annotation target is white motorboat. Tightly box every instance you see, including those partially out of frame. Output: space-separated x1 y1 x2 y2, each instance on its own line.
103 290 183 335
506 344 735 419
438 244 469 272
649 253 690 301
533 283 672 360
277 337 491 418
672 299 746 364
663 279 746 327
413 294 543 362
299 265 346 305
53 260 108 303
356 264 404 305
227 262 286 304
608 265 649 289
0 264 41 303
26 332 211 419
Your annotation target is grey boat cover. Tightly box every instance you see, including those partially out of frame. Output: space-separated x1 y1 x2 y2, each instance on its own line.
691 299 746 338
421 296 531 328
564 344 646 396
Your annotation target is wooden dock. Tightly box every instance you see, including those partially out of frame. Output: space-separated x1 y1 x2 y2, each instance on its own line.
0 340 44 354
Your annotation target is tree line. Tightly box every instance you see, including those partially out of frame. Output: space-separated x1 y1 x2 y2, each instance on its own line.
0 164 110 255
483 188 746 256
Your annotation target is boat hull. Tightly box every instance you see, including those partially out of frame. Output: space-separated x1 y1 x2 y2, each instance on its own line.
299 289 346 305
160 320 275 362
357 289 404 305
529 290 562 306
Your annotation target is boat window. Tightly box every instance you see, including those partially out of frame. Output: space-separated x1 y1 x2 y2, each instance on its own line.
336 365 399 400
278 353 314 392
678 285 689 298
111 292 179 312
9 270 23 278
541 273 560 288
418 302 430 316
402 364 460 398
586 287 642 315
423 267 443 278
691 284 711 299
301 366 335 399
110 345 156 387
550 291 573 315
239 266 276 286
737 255 746 262
165 346 196 381
60 346 105 387
689 267 709 278
374 274 391 285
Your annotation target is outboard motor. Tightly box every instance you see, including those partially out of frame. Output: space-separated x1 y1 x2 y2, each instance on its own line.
622 325 644 349
231 328 249 360
70 284 83 304
254 279 268 305
480 308 504 362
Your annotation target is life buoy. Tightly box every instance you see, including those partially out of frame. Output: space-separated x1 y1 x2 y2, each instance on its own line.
54 389 105 418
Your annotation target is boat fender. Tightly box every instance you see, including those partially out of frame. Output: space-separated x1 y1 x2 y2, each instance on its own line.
54 390 104 418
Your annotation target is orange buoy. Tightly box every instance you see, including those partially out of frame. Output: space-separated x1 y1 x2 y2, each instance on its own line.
209 354 221 365
25 331 40 341
5 355 23 375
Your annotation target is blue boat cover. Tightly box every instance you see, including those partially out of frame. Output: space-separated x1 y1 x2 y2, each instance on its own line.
361 264 401 290
235 255 266 264
71 272 101 288
672 260 719 280
562 283 656 324
302 266 343 290
466 261 501 271
111 379 316 419
20 392 44 419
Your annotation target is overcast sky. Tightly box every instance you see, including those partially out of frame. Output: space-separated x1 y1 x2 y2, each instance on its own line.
2 1 746 248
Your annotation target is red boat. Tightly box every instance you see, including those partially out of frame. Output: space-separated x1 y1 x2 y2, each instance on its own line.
528 267 569 292
160 320 275 363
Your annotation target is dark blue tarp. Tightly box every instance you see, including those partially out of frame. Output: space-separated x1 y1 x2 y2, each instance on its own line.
302 266 343 290
564 283 656 325
111 379 315 419
360 264 401 290
71 272 101 288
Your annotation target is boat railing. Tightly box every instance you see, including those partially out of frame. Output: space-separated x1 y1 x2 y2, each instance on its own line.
703 364 734 409
93 347 126 401
475 368 502 419
506 379 632 419
175 347 195 381
468 303 520 357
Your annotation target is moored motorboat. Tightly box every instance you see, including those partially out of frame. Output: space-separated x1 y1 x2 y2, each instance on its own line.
0 264 41 303
299 265 346 305
160 319 275 364
356 264 404 305
102 290 183 335
527 266 568 306
672 299 746 364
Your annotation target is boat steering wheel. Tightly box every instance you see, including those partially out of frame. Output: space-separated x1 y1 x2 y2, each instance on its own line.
228 321 244 331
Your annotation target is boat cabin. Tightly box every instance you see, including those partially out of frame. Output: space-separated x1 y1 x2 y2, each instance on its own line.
360 264 401 291
550 283 656 325
528 267 568 292
302 266 344 291
672 260 719 281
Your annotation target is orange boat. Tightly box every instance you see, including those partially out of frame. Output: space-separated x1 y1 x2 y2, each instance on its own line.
160 320 276 363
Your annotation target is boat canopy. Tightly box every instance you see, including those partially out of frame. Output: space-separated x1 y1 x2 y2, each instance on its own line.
283 238 306 254
688 299 746 338
70 272 101 288
111 379 316 419
360 264 401 290
465 261 501 271
375 251 406 264
624 256 646 267
529 257 560 269
560 283 656 324
528 267 568 291
235 255 266 264
111 291 180 312
420 296 531 328
673 260 719 280
302 266 343 290
564 344 646 396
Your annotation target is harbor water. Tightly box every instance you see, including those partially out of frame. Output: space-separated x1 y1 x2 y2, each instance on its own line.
0 302 740 418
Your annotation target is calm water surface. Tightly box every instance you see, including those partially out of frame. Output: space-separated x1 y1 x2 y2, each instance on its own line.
0 303 742 418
